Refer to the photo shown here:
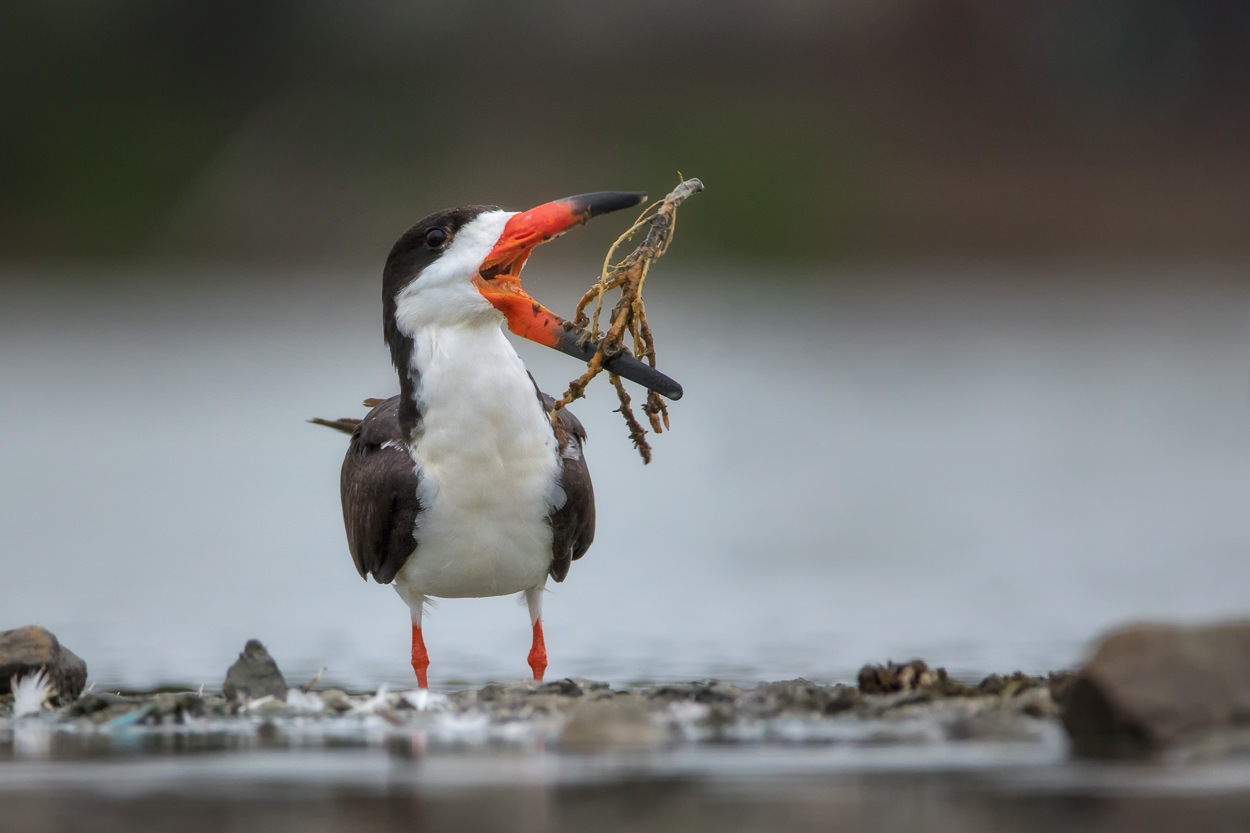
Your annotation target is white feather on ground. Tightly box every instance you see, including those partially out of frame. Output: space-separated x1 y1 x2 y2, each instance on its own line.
11 668 56 718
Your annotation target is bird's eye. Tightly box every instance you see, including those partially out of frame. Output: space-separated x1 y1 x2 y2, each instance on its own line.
424 228 448 249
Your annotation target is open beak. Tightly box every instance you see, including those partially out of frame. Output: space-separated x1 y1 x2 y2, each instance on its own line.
474 191 683 401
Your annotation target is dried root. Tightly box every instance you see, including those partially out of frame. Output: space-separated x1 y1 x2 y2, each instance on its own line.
553 177 703 463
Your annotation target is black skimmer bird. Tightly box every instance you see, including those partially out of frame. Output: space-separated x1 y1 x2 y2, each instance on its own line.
315 192 682 688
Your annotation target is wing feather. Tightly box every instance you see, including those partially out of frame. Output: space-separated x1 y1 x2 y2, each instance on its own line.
543 395 596 583
339 396 420 584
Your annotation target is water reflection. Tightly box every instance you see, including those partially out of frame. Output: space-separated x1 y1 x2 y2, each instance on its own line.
1 728 1249 833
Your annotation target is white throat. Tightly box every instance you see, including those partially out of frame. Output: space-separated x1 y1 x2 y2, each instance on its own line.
391 209 516 334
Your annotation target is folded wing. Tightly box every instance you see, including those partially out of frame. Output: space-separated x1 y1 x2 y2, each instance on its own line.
338 396 421 584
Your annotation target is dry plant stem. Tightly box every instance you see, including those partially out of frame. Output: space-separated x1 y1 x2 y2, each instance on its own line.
554 177 703 462
609 373 652 464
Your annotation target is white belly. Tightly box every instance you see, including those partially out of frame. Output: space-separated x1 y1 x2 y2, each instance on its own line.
394 323 560 599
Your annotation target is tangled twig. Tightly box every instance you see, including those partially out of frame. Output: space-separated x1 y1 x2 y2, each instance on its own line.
552 177 703 463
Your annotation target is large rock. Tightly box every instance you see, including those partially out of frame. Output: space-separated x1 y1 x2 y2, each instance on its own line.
0 625 88 703
1062 621 1250 757
222 640 288 701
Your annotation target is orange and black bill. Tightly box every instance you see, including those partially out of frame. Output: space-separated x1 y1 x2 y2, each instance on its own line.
475 191 684 401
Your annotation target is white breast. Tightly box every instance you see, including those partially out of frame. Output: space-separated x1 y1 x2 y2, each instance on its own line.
395 322 561 599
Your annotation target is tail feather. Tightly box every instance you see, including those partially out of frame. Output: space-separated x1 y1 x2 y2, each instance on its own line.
308 417 361 436
310 396 390 435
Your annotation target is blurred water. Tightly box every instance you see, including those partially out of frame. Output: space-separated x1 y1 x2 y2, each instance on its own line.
0 265 1247 689
6 736 1250 833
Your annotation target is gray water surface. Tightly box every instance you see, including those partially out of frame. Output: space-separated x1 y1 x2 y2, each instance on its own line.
3 719 1250 833
1 265 1246 689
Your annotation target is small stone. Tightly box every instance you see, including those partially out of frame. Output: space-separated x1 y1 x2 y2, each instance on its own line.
222 640 288 702
858 660 943 695
252 698 293 718
0 625 88 702
320 689 353 712
477 683 507 702
559 700 671 750
534 678 584 697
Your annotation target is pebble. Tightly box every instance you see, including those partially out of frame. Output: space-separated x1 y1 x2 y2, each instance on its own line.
222 640 288 702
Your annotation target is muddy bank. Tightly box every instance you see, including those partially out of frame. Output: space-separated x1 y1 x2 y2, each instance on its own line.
6 645 1250 833
7 666 1250 833
8 622 1250 763
2 654 1073 754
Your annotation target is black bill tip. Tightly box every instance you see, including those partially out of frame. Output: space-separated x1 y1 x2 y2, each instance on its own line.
604 352 683 400
562 191 648 220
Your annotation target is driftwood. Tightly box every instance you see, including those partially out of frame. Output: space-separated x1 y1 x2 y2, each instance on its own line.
553 177 702 463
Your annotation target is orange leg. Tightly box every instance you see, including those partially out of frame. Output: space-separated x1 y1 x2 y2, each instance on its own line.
528 620 547 681
411 624 429 689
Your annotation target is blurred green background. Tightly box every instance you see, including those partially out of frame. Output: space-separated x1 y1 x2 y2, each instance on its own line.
5 0 1249 271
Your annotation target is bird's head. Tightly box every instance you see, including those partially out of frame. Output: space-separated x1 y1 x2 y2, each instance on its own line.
382 192 681 399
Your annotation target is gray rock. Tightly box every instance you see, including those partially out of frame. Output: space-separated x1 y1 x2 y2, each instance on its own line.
1062 621 1250 757
0 625 88 702
222 640 288 701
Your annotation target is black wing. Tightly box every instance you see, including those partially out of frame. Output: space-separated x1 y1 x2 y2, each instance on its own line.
541 393 596 583
338 396 420 584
